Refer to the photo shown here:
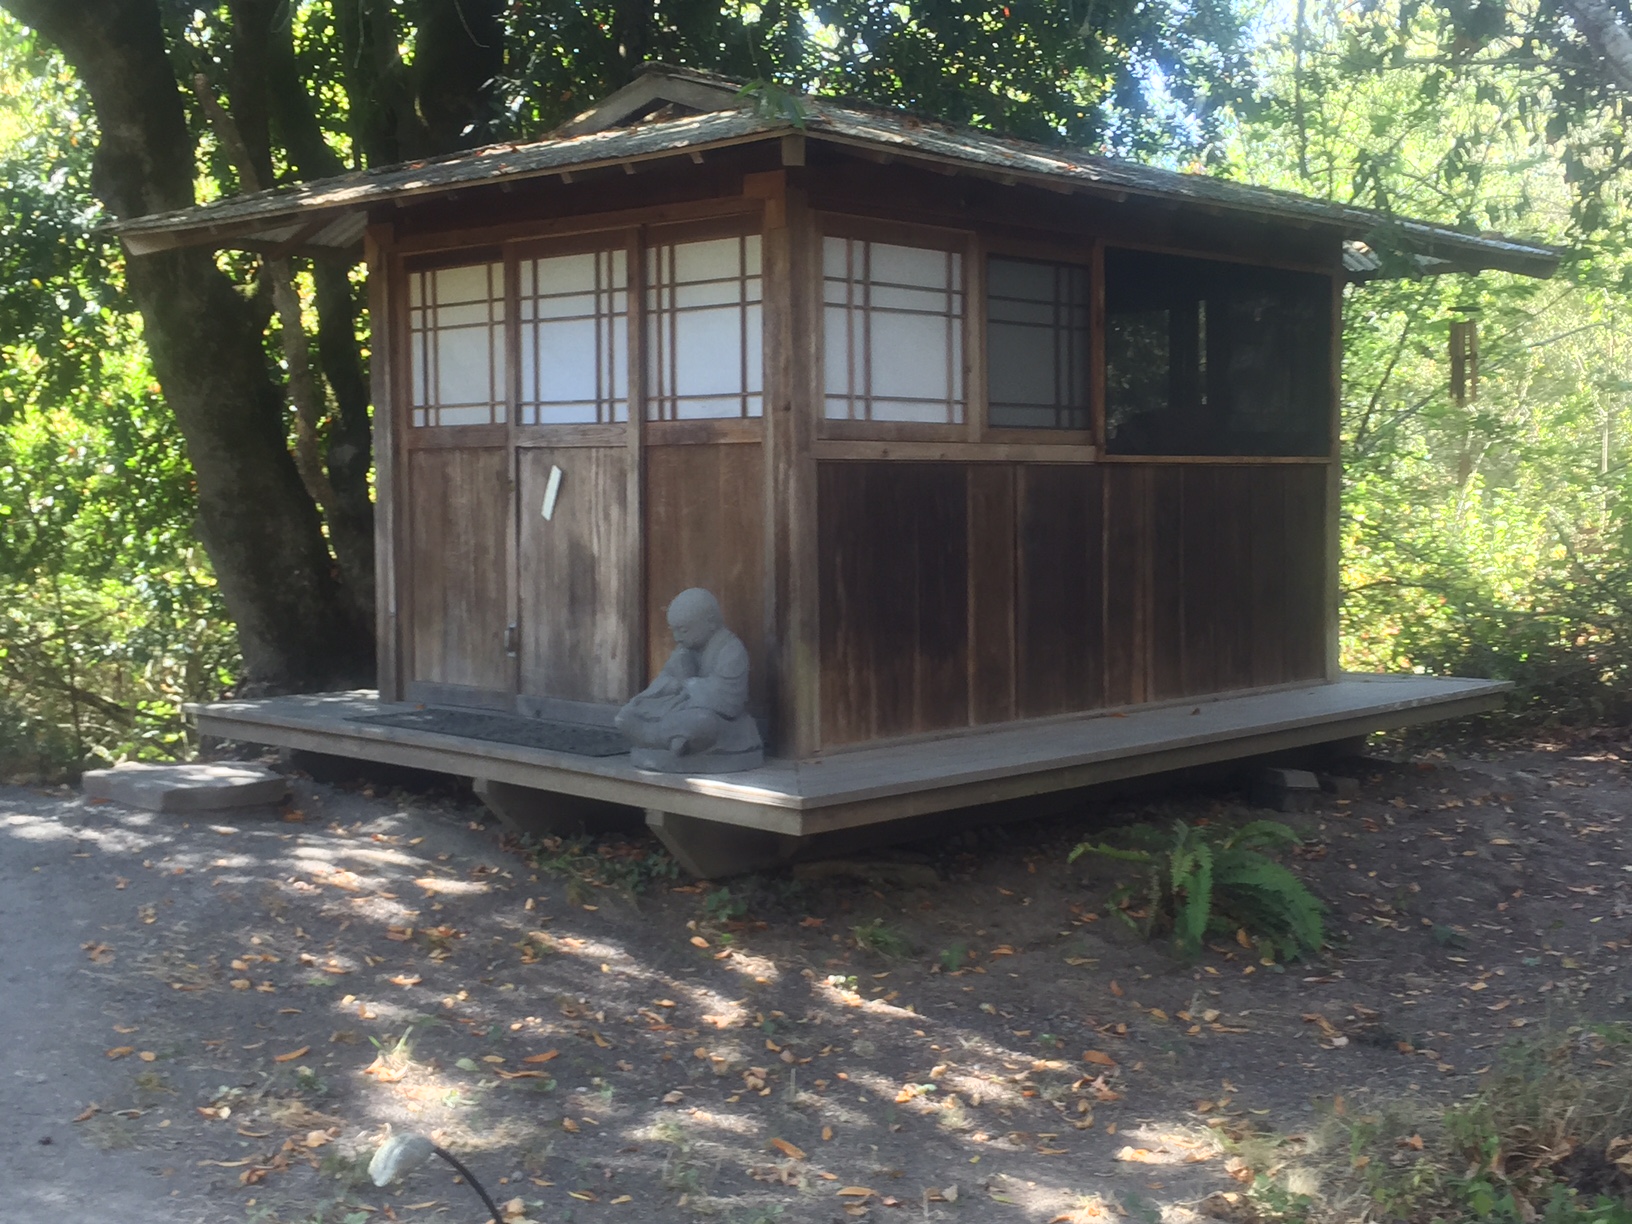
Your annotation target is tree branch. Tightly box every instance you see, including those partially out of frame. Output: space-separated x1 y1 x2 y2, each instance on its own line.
1558 0 1632 94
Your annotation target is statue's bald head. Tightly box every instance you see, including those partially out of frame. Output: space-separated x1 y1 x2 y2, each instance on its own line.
667 588 723 649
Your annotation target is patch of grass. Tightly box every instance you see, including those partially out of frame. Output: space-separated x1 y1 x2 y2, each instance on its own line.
317 1147 376 1191
938 941 969 972
1246 1028 1632 1222
1071 816 1325 960
852 917 912 958
530 834 679 898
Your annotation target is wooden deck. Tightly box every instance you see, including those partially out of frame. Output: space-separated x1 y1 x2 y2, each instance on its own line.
189 674 1507 837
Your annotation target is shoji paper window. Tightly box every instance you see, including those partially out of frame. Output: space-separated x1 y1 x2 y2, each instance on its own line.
986 256 1091 430
645 235 763 420
519 248 629 425
822 237 965 424
408 262 507 427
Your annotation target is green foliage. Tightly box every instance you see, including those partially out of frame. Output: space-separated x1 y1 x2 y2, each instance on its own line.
0 25 236 779
1071 818 1325 960
702 885 750 923
1251 1028 1632 1223
528 834 680 899
1226 0 1632 727
851 917 912 959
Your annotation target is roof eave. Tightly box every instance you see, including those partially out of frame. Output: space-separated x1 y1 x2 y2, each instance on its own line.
104 104 1562 282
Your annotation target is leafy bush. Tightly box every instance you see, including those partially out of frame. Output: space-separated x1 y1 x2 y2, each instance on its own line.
1070 818 1325 960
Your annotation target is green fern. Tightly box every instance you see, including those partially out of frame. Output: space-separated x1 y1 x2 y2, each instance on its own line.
1072 818 1325 960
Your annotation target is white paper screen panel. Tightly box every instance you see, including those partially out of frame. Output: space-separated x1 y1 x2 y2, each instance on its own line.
408 262 507 428
986 256 1092 430
821 236 965 424
519 248 629 425
645 235 763 420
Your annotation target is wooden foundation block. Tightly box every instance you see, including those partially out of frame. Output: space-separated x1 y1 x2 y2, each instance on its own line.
644 809 801 879
472 778 642 839
1250 766 1321 813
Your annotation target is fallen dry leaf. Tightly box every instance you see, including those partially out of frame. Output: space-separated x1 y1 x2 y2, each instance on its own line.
769 1137 807 1160
523 1050 560 1064
105 1046 134 1060
272 1046 310 1063
1083 1050 1117 1067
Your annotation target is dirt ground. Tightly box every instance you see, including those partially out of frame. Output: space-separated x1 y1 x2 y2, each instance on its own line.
2 731 1630 1224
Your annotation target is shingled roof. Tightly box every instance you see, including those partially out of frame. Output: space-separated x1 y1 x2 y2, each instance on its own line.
108 63 1561 280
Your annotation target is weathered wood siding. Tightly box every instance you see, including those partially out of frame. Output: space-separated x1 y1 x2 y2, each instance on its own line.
516 446 631 704
644 442 769 714
405 446 511 692
816 460 1328 747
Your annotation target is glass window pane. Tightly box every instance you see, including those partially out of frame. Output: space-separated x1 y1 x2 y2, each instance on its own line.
986 256 1090 431
871 311 954 402
436 326 495 406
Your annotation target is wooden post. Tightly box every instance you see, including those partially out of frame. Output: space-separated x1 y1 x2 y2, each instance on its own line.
758 172 821 757
365 219 402 701
1325 259 1345 682
626 229 647 698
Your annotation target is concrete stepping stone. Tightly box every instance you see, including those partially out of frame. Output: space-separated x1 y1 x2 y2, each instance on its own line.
82 762 288 813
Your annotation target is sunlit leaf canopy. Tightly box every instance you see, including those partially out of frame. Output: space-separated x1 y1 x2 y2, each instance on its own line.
151 0 1254 184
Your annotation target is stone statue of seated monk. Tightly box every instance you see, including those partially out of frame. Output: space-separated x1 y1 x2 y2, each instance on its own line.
615 588 764 773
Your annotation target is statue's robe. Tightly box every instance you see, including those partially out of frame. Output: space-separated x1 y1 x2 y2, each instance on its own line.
615 628 760 756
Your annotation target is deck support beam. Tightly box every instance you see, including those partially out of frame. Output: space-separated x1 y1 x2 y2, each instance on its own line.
645 809 801 879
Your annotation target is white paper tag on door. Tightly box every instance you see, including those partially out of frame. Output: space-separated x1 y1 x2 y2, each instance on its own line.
541 465 563 521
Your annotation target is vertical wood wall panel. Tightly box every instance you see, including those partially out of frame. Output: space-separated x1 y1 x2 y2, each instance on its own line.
967 466 1017 724
1148 466 1188 700
1248 467 1290 687
406 447 511 692
1016 465 1104 718
645 444 768 714
516 446 631 704
817 463 970 745
1102 466 1150 707
814 459 1334 750
1285 464 1329 681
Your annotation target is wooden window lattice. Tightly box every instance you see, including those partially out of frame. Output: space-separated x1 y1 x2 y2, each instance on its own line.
645 234 763 420
986 255 1091 430
822 236 965 425
408 262 507 427
518 247 629 425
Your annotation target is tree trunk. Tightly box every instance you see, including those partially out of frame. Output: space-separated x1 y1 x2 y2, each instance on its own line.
2 0 373 691
1558 0 1632 94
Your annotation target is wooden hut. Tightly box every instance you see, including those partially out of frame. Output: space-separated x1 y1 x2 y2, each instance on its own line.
116 65 1559 875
